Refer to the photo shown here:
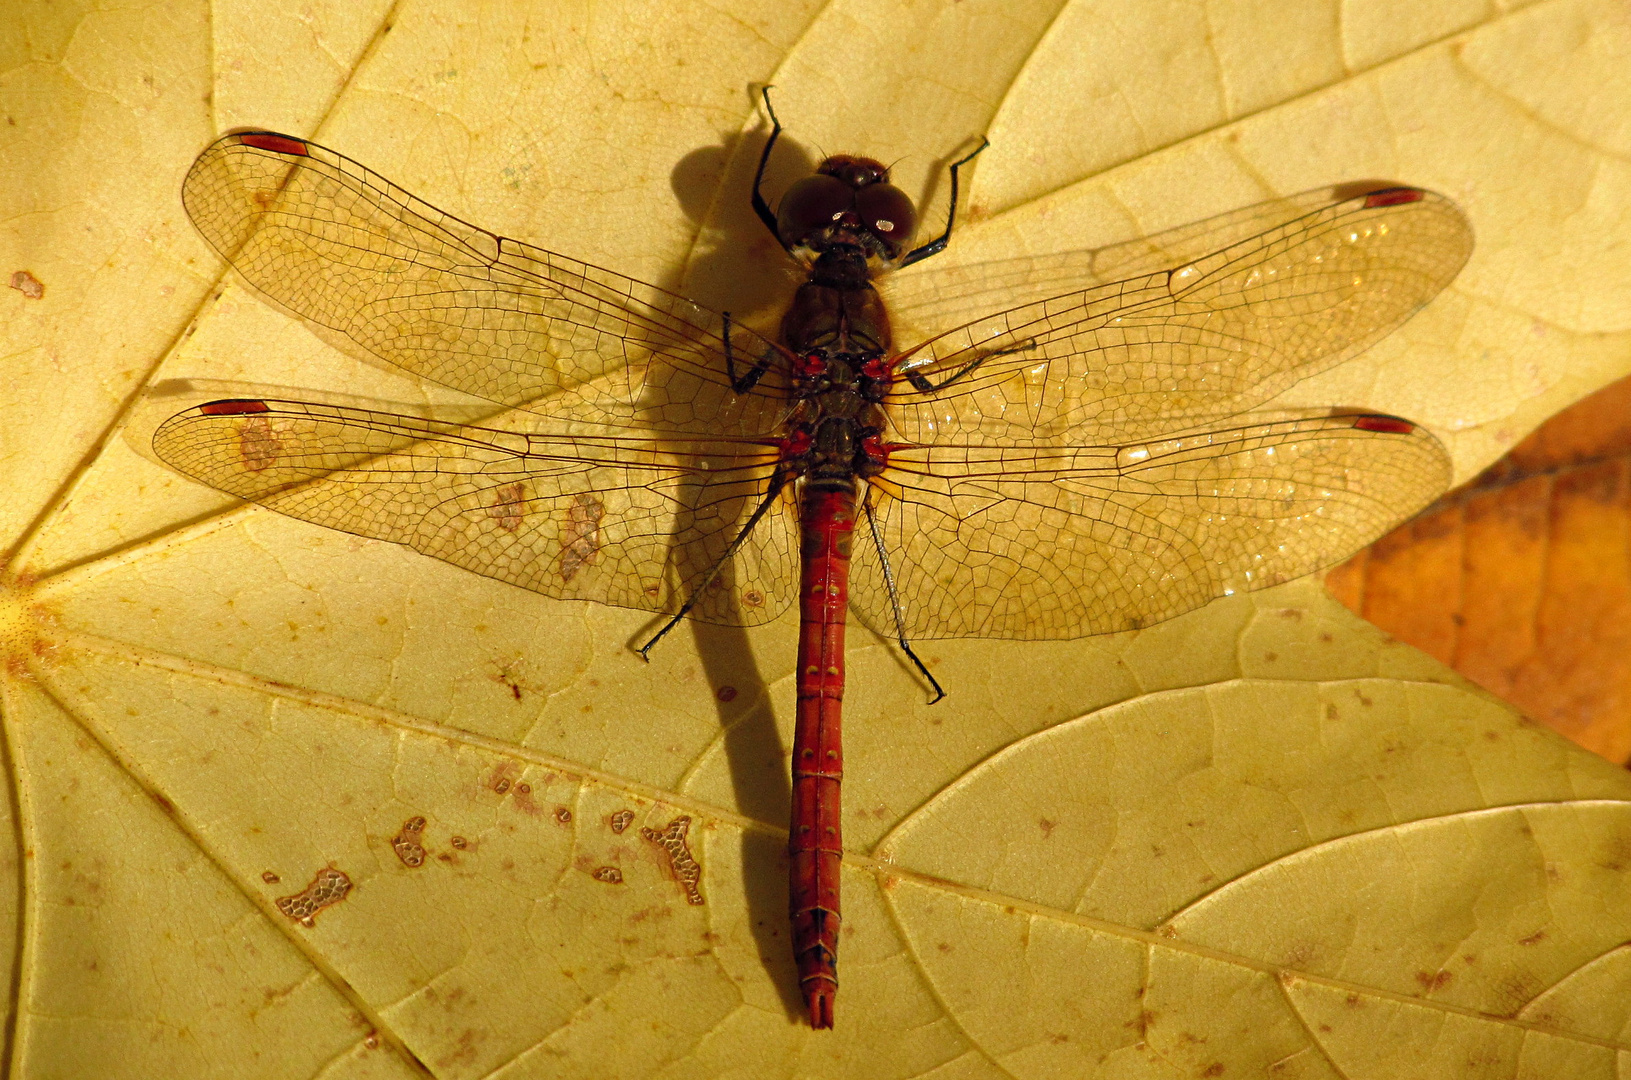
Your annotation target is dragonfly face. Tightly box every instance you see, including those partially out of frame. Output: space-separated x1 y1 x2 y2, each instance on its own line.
775 154 918 267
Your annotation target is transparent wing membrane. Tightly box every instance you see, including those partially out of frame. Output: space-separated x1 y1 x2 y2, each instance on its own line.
885 188 1471 444
853 413 1449 639
154 398 795 625
886 183 1421 332
182 132 790 416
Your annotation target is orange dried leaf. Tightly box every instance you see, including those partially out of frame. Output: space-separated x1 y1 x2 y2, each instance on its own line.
1331 377 1631 761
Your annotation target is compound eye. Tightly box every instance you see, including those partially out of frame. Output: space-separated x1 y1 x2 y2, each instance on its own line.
855 182 917 250
820 156 888 188
777 174 854 248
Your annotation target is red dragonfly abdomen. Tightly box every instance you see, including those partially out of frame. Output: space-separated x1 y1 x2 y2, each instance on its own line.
790 481 855 1030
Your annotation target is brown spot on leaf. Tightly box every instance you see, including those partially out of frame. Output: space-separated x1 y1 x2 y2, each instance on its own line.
488 657 529 701
592 866 623 884
508 783 541 817
559 493 604 582
1414 969 1453 992
1038 818 1057 838
609 809 634 834
235 415 282 472
488 482 526 532
716 685 738 702
554 806 573 825
392 816 427 868
1518 930 1546 946
261 871 280 884
1595 831 1631 871
434 1028 482 1069
275 867 351 926
642 816 704 905
9 270 43 299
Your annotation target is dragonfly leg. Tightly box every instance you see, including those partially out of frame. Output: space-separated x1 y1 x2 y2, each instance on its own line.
750 86 785 242
861 492 945 704
637 476 790 660
901 337 1038 394
721 310 775 394
900 135 991 268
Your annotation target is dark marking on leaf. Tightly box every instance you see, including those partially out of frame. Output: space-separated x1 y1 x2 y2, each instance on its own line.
275 867 351 926
559 493 604 582
488 482 526 532
642 816 704 905
9 270 43 299
392 816 427 867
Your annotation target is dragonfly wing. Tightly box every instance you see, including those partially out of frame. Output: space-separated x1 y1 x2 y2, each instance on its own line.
850 414 1450 640
153 399 798 626
886 184 1407 334
886 187 1471 445
182 132 789 413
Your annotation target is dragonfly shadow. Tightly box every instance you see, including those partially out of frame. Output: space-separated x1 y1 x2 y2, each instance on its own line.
657 111 814 1022
666 112 815 323
688 621 804 1021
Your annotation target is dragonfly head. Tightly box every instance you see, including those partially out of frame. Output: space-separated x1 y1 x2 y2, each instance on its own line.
776 155 918 267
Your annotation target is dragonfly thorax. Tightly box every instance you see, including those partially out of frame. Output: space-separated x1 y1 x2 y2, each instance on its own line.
794 412 887 486
792 353 889 403
782 262 894 364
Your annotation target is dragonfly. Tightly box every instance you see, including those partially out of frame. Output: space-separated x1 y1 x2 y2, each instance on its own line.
154 98 1470 1028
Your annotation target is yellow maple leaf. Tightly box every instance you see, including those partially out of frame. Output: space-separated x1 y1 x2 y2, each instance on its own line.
2 0 1628 1076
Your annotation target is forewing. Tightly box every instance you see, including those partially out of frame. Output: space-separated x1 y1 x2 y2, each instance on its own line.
885 188 1471 445
152 399 797 626
886 184 1399 335
182 132 789 415
851 415 1449 640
